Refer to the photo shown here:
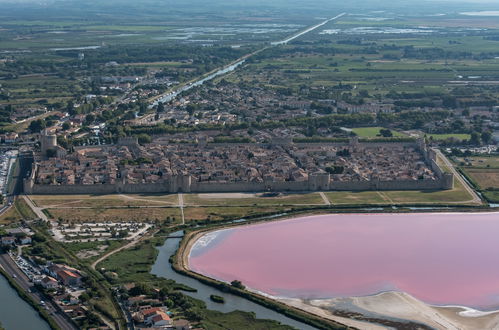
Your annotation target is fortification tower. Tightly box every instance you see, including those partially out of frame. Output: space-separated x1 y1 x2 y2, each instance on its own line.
40 129 57 156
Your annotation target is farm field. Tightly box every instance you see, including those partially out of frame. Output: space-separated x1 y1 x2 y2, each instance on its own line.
456 155 499 203
465 169 499 189
350 127 407 138
427 133 471 141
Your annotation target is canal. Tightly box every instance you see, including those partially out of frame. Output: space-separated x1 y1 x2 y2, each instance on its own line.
0 274 50 330
151 232 318 330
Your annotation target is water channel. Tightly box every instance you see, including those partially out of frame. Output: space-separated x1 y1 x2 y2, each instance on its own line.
0 274 50 330
151 231 318 330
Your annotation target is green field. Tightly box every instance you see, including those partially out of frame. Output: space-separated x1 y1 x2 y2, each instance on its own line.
427 134 471 141
47 207 182 223
31 194 179 208
350 127 407 138
325 183 475 205
184 192 325 207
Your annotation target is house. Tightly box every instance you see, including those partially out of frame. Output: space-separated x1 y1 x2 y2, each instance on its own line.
41 276 59 289
3 133 18 143
19 236 32 245
149 312 171 327
57 270 82 286
1 236 16 246
173 319 192 330
142 307 164 324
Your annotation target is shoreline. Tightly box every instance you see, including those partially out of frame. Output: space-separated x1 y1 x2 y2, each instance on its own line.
179 210 499 330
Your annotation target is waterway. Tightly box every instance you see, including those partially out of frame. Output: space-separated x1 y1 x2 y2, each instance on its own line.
151 13 346 108
152 60 246 106
0 274 50 330
190 212 499 311
151 231 318 330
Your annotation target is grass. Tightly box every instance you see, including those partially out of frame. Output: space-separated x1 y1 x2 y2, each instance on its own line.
483 191 499 203
350 127 407 138
455 155 499 203
326 191 388 204
426 133 471 141
201 310 291 330
47 207 182 223
0 198 38 224
31 194 179 208
0 206 22 224
456 156 499 169
14 198 37 220
465 169 499 190
184 192 325 207
64 240 126 262
325 179 476 205
183 206 290 222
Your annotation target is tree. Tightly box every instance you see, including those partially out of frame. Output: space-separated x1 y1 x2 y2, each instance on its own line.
469 131 481 145
157 102 165 113
85 114 95 125
230 280 245 290
379 129 393 137
136 134 152 145
481 131 492 145
62 122 71 131
29 119 46 133
66 101 76 115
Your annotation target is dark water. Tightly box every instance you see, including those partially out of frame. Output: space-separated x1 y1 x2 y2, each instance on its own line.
0 275 50 330
151 232 318 330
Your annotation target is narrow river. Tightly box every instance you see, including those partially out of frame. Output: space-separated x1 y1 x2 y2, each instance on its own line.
0 274 50 330
151 232 319 330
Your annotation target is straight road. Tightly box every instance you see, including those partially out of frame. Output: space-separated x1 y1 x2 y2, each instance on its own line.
178 193 185 225
0 254 77 330
435 149 482 204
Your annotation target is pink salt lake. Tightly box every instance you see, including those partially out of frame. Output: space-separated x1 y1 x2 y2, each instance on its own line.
189 213 499 310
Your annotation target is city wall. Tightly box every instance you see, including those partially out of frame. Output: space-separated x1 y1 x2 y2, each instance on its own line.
24 140 454 195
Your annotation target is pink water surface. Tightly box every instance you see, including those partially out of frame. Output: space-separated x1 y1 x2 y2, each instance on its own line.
189 212 499 309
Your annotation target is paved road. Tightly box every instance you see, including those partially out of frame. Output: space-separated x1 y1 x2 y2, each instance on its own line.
178 193 185 225
435 149 482 204
0 254 77 330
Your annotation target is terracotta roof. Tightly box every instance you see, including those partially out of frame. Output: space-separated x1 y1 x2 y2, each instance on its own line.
151 312 170 323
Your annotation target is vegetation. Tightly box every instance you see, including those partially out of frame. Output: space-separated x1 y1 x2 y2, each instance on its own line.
455 155 499 203
209 294 225 303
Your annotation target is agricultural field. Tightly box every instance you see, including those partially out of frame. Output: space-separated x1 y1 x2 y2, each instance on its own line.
456 155 499 203
350 127 407 138
426 133 471 141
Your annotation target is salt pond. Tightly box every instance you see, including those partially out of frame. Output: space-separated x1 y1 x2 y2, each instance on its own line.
190 212 499 310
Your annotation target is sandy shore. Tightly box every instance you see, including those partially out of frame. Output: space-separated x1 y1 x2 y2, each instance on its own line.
280 292 499 330
181 217 499 330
